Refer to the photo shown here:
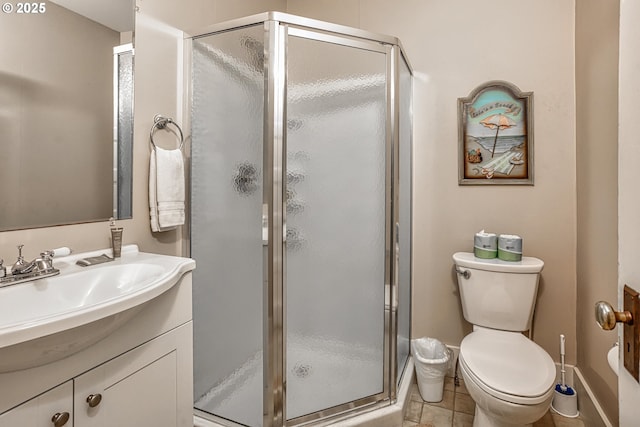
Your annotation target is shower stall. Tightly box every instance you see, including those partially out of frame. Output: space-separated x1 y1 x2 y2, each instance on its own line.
188 12 412 427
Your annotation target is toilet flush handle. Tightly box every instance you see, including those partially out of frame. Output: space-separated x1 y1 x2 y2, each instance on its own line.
455 266 470 279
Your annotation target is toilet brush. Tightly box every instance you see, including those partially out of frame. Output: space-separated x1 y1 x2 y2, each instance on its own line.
551 334 579 417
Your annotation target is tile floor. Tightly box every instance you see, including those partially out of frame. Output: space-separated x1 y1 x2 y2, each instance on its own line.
403 377 586 427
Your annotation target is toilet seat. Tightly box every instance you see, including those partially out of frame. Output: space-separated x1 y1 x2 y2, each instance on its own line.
459 328 556 405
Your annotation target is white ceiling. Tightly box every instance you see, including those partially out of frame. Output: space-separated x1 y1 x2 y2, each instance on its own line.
50 0 134 32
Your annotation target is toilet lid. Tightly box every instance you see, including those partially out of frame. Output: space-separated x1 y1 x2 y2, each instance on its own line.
460 329 556 401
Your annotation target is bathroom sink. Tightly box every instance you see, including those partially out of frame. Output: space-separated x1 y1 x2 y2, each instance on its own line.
0 245 195 373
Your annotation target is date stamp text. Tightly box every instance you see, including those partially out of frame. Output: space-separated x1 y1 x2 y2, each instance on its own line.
2 2 47 14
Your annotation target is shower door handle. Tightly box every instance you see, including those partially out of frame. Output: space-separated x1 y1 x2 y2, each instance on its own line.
262 204 288 245
262 204 268 246
391 222 399 310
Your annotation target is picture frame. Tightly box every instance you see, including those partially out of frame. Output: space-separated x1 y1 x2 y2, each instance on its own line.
458 81 534 185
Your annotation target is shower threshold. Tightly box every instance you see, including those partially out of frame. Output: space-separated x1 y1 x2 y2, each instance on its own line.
196 337 383 425
194 356 414 427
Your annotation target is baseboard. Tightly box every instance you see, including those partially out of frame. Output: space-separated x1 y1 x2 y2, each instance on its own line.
573 366 613 427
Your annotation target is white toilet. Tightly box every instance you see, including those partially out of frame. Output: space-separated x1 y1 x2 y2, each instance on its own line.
452 252 556 427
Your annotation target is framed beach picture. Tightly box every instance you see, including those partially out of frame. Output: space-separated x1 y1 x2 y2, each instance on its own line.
458 81 533 185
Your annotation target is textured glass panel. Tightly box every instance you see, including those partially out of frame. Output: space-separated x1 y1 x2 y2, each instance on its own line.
285 35 387 419
397 55 412 381
191 25 265 427
116 50 133 219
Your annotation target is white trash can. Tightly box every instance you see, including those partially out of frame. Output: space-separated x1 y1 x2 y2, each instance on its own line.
411 337 452 402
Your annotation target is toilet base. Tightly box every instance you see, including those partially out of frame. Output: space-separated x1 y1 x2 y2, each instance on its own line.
473 405 532 427
459 357 552 427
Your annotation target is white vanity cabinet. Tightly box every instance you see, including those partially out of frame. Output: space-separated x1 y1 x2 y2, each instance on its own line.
0 254 194 427
0 322 190 427
74 322 190 427
0 381 73 427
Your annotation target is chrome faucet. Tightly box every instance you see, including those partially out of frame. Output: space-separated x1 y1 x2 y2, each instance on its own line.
12 244 33 274
16 253 55 275
12 245 56 275
0 245 60 288
35 250 56 273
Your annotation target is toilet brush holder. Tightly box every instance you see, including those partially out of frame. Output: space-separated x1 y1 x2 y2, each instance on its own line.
551 387 579 418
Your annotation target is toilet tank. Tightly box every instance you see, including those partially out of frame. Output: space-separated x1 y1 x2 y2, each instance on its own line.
452 252 544 332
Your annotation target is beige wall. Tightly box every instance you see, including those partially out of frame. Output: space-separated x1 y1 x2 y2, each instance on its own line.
575 0 619 424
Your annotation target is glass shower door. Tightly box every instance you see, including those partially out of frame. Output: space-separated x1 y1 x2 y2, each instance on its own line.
284 30 389 421
191 25 266 427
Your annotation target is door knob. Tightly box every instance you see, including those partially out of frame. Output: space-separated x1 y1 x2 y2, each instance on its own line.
595 301 633 330
51 412 70 427
86 393 102 408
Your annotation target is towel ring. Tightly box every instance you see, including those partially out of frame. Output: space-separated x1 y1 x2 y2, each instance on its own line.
149 114 184 151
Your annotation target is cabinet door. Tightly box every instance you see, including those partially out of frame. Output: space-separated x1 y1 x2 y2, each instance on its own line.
0 381 73 427
75 348 178 427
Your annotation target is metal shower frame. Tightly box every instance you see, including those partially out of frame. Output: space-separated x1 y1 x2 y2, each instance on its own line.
185 12 413 427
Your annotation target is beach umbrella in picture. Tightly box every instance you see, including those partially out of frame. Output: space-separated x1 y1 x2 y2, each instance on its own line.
480 113 516 158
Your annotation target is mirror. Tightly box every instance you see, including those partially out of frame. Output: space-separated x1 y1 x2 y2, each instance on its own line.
0 0 134 231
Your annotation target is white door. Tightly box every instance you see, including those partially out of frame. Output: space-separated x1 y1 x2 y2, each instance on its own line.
618 0 640 424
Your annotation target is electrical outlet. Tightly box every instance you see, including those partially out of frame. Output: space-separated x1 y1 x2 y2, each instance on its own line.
623 285 640 381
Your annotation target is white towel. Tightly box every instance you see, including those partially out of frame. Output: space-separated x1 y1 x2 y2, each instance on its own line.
149 147 185 232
